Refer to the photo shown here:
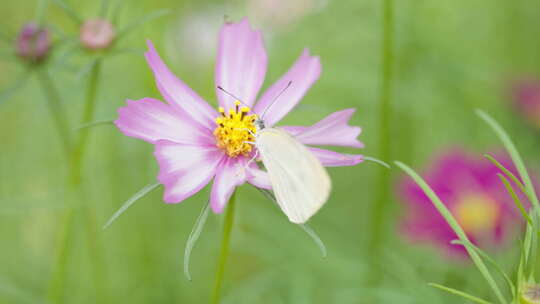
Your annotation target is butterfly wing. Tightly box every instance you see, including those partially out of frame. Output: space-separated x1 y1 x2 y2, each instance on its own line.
256 128 331 224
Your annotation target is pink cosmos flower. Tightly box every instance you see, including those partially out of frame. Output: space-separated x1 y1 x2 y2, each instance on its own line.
115 18 363 213
398 148 525 258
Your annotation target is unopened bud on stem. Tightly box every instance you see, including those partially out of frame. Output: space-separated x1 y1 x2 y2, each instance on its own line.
80 19 116 50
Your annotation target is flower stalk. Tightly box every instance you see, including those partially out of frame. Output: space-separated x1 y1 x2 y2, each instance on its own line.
368 0 394 279
47 59 106 303
71 59 101 183
211 192 237 304
36 69 72 155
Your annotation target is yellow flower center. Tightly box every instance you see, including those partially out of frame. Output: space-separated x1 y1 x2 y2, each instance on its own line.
453 193 500 236
213 101 258 158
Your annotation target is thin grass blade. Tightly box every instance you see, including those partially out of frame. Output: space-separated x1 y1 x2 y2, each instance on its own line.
395 161 507 304
103 182 160 229
485 154 527 197
428 283 493 304
451 239 515 296
497 173 532 225
477 109 540 216
184 202 211 281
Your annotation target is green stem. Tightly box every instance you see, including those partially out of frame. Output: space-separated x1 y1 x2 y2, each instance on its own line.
211 193 237 304
47 60 105 304
36 69 72 156
37 69 74 304
72 59 106 302
46 208 75 303
367 0 394 280
71 59 101 184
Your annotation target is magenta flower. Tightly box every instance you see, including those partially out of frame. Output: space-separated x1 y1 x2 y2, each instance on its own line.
398 148 525 257
115 18 363 213
512 79 540 130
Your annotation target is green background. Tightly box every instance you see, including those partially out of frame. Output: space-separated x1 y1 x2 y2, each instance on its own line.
1 0 540 303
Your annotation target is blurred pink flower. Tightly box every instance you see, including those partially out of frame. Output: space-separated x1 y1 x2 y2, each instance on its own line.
248 0 328 29
398 148 525 258
513 79 540 130
115 18 363 213
80 19 116 50
16 23 50 63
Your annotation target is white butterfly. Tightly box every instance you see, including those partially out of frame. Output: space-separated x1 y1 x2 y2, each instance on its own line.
253 117 331 224
219 82 332 224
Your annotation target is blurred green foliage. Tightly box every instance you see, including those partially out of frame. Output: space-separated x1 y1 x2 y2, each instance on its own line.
1 0 540 303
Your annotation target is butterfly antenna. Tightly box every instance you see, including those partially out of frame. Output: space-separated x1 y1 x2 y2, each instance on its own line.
261 80 292 119
217 86 250 108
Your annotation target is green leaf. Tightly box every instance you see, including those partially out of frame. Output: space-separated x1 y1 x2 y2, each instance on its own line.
428 283 493 304
497 173 533 226
395 161 508 304
184 202 210 281
451 239 515 297
103 182 160 229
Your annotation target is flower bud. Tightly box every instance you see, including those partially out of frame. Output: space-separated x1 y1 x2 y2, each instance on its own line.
521 284 540 304
16 23 51 63
80 19 116 50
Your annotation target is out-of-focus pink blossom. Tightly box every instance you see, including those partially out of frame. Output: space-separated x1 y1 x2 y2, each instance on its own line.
398 148 526 258
16 23 50 63
80 19 116 50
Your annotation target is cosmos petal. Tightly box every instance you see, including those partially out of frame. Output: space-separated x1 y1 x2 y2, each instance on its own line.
281 109 363 148
308 147 363 167
215 18 267 109
210 157 247 213
246 162 272 190
145 40 217 129
254 48 321 126
154 140 224 204
115 98 213 145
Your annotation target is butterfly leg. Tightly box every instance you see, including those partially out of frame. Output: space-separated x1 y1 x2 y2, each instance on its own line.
246 149 259 168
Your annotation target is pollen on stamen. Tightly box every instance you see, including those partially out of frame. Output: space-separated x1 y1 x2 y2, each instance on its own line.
213 101 258 157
